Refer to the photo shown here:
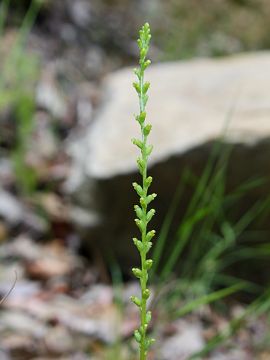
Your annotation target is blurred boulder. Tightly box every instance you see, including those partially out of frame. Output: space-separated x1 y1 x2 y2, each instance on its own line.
0 189 24 225
36 67 68 120
67 52 270 271
160 320 204 360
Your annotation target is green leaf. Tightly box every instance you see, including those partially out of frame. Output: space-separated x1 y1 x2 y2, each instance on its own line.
174 282 247 318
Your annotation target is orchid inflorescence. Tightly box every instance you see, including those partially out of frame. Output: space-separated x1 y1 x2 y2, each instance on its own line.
131 22 156 360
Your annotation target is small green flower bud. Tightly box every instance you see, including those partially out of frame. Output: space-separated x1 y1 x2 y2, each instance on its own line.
143 82 150 93
146 230 156 242
134 67 140 79
146 193 157 204
140 48 147 58
133 82 140 93
134 330 141 343
134 205 143 219
146 176 153 187
133 238 143 251
145 259 153 270
146 338 155 349
144 59 151 69
130 296 141 307
146 310 152 323
132 138 143 149
143 289 150 299
146 144 153 156
137 157 144 174
143 94 149 106
132 182 143 196
140 197 146 208
135 218 143 231
143 124 152 136
132 267 142 278
145 241 153 253
139 325 145 334
138 111 146 123
146 208 155 222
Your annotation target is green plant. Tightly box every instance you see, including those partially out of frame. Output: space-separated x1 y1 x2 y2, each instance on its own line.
189 286 270 359
151 137 269 295
146 0 270 60
0 0 41 194
130 23 156 360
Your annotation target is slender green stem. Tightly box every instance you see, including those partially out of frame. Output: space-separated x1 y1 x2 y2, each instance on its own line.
131 23 156 360
139 45 147 360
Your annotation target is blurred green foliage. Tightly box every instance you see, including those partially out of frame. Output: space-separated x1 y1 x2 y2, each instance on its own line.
145 0 270 59
149 142 270 356
5 0 45 16
0 0 41 194
146 138 270 344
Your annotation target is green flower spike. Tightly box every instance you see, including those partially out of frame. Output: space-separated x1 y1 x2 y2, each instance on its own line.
131 22 156 360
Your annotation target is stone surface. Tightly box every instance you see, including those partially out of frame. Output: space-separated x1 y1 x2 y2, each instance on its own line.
67 52 270 271
160 321 204 360
0 189 24 225
69 52 270 180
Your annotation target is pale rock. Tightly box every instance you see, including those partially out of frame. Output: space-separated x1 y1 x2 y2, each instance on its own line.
68 0 92 28
160 321 204 360
36 66 67 119
71 52 270 180
44 326 74 354
0 189 23 225
67 53 270 270
0 311 47 338
209 349 250 360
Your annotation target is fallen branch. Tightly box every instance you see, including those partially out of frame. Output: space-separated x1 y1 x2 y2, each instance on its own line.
0 270 17 306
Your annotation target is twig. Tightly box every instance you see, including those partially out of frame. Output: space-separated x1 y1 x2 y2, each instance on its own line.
0 270 17 306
